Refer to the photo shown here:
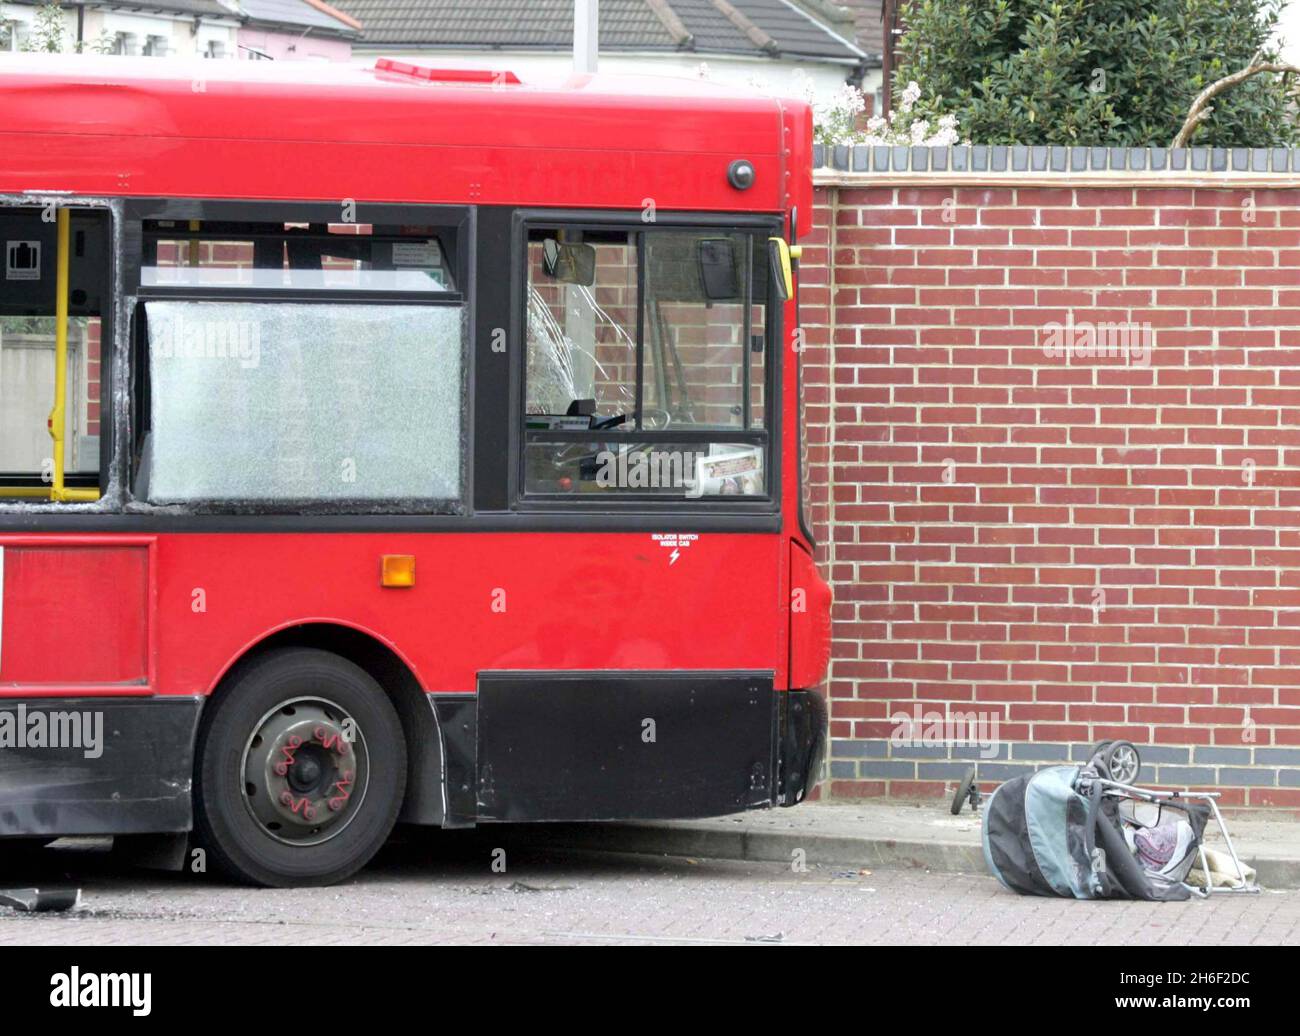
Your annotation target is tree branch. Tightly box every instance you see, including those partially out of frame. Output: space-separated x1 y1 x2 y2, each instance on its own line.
1171 56 1300 149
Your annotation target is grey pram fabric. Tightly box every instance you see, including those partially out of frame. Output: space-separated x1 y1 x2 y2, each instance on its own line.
982 764 1209 901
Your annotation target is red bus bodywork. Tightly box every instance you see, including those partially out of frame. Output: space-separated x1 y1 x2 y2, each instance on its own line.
0 55 828 882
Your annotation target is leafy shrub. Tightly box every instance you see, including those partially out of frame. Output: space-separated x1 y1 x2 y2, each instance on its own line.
894 0 1298 145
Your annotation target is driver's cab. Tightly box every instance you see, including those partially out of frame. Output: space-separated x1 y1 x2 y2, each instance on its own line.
523 222 779 500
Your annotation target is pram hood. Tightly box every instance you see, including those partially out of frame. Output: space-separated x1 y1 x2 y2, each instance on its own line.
982 765 1209 901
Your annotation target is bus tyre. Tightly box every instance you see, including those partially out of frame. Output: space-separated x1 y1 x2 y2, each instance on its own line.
194 648 407 888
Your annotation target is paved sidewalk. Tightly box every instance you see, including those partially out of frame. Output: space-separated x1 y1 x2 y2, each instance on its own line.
529 801 1300 888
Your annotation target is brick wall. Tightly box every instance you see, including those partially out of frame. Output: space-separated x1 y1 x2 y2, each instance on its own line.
803 158 1300 811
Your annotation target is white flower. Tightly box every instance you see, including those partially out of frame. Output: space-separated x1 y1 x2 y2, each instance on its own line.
837 84 866 114
810 78 963 150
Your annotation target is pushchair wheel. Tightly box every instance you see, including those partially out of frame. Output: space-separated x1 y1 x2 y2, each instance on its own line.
951 766 978 815
1102 740 1141 784
1090 739 1113 760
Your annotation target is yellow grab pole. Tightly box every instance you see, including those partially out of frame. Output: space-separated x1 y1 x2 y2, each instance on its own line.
47 208 70 502
44 209 100 504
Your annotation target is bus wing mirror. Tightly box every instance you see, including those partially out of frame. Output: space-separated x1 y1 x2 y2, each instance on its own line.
542 238 596 287
768 237 793 302
698 238 739 300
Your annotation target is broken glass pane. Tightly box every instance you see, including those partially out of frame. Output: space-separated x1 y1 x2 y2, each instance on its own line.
144 301 463 505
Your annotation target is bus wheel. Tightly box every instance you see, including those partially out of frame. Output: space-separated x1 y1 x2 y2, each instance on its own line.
194 648 407 888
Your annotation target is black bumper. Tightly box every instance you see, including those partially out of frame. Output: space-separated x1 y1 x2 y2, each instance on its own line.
435 673 828 825
0 697 199 838
778 688 827 806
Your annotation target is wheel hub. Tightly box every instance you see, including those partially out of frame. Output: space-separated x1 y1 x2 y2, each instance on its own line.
241 699 369 846
287 751 324 793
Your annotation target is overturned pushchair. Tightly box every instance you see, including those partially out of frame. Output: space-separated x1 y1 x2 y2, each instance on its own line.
955 741 1259 900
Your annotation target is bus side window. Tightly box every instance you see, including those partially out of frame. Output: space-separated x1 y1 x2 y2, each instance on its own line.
135 213 467 510
142 221 456 293
140 300 464 506
0 207 111 503
522 226 771 500
526 231 640 421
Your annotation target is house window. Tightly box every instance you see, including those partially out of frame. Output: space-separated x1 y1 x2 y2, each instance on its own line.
205 40 225 59
143 35 168 57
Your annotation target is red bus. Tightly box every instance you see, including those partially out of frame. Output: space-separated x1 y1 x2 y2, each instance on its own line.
0 55 830 887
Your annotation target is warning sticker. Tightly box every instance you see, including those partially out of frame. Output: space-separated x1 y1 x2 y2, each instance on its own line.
5 241 40 281
391 241 441 268
651 533 698 565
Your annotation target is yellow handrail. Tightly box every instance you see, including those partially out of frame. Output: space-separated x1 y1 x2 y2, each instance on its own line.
49 207 70 499
0 487 60 499
0 207 101 503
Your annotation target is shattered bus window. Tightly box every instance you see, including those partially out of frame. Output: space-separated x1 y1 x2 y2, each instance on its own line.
143 301 463 505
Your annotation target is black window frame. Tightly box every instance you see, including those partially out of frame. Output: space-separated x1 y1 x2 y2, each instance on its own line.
0 203 115 497
126 198 474 515
510 209 782 515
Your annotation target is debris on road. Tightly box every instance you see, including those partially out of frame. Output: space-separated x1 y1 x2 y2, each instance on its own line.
0 887 81 913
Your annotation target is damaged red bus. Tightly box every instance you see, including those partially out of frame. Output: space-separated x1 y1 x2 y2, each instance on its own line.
0 54 829 886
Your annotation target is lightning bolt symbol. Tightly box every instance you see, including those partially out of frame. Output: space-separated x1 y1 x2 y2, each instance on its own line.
669 549 680 566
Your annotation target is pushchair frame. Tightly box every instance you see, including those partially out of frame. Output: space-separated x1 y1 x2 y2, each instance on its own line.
955 739 1261 897
1081 775 1259 897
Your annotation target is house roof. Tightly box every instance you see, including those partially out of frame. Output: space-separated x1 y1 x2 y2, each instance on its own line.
78 1 239 17
6 1 359 35
329 0 866 63
239 0 361 37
